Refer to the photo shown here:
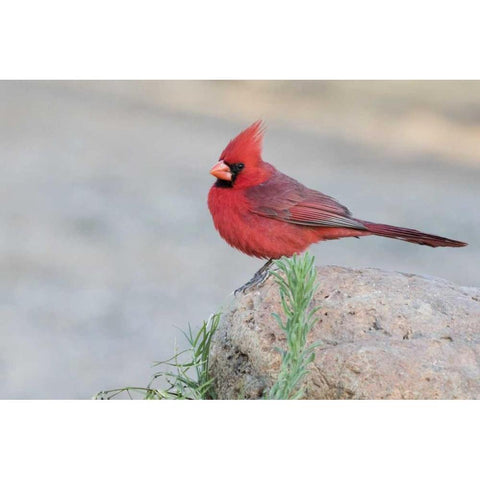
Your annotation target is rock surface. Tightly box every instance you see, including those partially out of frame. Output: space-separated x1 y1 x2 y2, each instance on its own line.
209 266 480 399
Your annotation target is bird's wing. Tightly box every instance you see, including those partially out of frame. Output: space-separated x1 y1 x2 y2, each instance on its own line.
246 172 367 230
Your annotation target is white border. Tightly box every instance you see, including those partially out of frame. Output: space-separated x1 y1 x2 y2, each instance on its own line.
1 1 479 78
2 400 479 478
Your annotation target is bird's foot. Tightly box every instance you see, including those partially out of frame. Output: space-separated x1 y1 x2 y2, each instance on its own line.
234 259 274 296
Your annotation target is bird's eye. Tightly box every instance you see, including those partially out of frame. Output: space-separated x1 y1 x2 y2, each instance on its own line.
228 163 245 175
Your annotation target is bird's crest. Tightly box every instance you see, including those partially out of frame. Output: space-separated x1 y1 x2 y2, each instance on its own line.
220 120 265 165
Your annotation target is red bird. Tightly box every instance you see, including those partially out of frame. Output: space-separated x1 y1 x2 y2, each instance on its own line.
208 121 467 293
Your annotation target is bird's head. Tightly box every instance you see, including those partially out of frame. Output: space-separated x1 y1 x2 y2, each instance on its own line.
210 121 273 189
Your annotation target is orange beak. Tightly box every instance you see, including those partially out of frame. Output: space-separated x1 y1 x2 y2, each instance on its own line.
209 160 232 182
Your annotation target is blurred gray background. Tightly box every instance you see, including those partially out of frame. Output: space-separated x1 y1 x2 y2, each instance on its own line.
1 81 479 398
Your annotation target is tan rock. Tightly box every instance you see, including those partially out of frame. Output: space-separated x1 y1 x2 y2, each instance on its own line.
209 266 480 399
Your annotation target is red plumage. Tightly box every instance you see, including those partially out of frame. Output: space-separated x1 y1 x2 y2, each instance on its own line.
208 121 467 260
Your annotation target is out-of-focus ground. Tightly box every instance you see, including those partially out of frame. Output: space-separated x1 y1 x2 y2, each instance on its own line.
1 81 479 398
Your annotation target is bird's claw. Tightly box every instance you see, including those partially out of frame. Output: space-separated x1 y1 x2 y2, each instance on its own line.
234 259 274 296
234 270 269 296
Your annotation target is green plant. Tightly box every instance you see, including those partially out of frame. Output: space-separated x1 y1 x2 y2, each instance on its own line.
95 253 320 400
94 313 220 400
266 252 321 399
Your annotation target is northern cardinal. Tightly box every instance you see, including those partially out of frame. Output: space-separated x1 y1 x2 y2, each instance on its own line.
208 121 467 293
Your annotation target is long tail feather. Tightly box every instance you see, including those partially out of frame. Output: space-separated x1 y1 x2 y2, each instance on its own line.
361 221 467 248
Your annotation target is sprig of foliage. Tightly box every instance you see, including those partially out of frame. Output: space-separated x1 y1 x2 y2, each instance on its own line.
266 252 321 400
94 313 220 400
95 253 320 400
